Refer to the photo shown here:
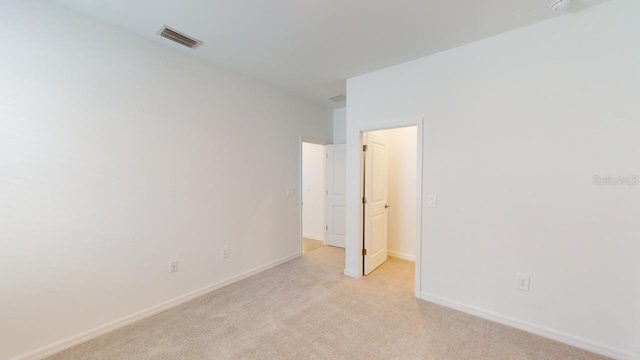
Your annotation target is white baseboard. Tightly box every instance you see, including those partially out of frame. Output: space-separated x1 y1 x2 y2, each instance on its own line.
302 233 323 242
11 253 301 360
343 268 360 278
387 250 415 262
421 292 636 360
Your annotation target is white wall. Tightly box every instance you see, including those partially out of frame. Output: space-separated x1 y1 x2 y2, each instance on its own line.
302 142 325 241
0 1 331 359
332 107 346 144
371 127 417 261
345 1 640 358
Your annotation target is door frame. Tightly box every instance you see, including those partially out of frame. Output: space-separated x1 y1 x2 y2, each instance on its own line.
354 118 424 298
299 137 328 255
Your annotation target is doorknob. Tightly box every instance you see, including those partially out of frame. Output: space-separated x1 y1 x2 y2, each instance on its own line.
385 204 390 208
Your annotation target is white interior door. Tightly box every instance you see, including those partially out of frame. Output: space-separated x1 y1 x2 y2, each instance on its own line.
363 132 388 275
326 144 346 248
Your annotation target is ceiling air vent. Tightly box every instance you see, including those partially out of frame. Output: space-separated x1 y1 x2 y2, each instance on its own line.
158 25 202 49
329 94 347 102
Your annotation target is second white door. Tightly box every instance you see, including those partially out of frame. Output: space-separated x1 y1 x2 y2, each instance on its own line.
363 132 388 275
326 144 346 248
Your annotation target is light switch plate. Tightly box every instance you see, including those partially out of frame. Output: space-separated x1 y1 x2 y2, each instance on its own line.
427 194 437 208
286 187 295 198
169 260 179 273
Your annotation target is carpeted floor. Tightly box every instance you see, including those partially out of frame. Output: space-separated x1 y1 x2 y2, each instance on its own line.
302 237 324 254
47 246 607 360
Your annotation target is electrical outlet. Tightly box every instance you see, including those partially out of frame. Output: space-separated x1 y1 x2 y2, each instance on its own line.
222 246 230 259
169 260 179 273
517 274 530 291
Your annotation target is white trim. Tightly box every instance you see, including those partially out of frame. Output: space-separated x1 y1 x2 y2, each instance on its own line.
11 253 301 360
414 119 424 298
421 292 637 360
387 250 415 262
343 268 359 278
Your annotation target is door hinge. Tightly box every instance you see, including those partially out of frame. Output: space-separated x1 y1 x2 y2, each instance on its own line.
326 190 328 195
362 196 367 204
326 153 329 158
326 225 328 231
362 144 368 152
362 249 367 256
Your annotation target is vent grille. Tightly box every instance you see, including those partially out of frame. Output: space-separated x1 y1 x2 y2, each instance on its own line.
329 94 347 102
158 26 202 49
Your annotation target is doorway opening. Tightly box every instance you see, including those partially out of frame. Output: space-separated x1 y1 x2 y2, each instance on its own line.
301 141 326 255
361 126 418 288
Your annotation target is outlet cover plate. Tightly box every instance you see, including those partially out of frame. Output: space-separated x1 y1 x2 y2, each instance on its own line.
517 273 530 291
169 260 179 273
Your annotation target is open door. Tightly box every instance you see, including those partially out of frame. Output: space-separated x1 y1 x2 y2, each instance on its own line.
363 132 388 275
326 144 346 248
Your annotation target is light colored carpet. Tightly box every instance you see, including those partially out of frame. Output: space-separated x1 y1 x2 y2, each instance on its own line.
302 237 324 254
47 247 607 360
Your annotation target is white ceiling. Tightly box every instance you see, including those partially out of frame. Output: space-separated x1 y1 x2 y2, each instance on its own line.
54 0 606 108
